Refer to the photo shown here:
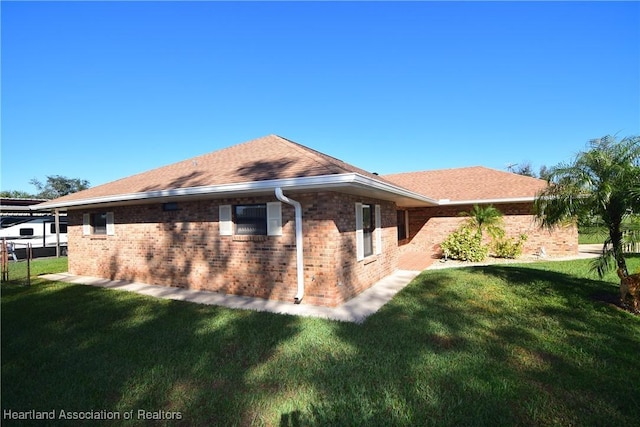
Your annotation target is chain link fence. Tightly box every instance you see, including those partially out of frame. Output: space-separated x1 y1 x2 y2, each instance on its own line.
1 240 33 286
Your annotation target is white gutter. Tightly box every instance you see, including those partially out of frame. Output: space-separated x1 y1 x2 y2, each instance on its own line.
275 187 304 304
31 173 440 210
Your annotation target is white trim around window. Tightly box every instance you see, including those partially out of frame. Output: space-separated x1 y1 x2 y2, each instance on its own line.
219 202 282 237
375 204 382 255
356 203 380 261
82 212 115 236
355 203 364 261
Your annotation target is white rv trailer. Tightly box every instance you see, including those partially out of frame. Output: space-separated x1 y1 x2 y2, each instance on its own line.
0 216 68 257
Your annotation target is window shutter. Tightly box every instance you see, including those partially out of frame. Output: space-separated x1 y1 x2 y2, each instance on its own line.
375 204 382 255
219 205 232 236
266 202 282 236
106 212 115 235
355 203 364 261
82 214 91 236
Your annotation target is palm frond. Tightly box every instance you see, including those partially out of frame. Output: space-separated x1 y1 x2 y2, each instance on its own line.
589 243 616 277
459 204 504 239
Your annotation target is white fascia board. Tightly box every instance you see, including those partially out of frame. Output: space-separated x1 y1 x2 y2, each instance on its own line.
349 174 439 205
31 173 439 210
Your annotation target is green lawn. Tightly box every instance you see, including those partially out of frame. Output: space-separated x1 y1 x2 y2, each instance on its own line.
578 233 607 245
1 257 68 285
578 233 605 244
578 226 607 244
2 257 639 426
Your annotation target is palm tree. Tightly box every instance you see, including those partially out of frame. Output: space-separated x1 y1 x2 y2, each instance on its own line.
460 204 505 240
534 135 640 276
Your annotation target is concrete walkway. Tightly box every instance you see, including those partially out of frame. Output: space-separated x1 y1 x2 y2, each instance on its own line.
428 244 601 270
40 270 420 324
40 245 601 324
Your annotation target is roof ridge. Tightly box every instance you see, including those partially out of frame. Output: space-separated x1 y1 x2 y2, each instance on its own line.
384 165 546 181
274 135 398 183
384 165 486 177
273 135 355 175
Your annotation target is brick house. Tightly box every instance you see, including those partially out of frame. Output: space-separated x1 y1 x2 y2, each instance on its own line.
386 167 578 269
35 135 577 307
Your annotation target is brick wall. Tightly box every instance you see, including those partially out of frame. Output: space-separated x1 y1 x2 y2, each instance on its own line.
68 196 301 301
67 191 398 307
398 202 578 259
66 196 575 307
325 194 398 304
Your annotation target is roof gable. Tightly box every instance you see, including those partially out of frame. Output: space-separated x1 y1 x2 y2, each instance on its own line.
383 166 547 203
39 135 399 207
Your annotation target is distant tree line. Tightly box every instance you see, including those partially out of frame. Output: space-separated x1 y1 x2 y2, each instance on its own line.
1 175 89 199
509 162 552 181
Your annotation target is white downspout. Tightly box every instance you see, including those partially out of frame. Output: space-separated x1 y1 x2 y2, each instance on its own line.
275 188 304 303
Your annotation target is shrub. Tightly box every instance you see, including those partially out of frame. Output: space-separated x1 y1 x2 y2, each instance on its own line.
493 234 528 259
441 226 488 262
459 204 505 240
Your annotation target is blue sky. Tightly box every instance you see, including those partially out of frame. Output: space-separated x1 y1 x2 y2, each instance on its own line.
2 1 639 194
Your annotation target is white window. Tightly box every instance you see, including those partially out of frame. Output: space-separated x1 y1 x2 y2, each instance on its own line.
356 203 381 261
397 210 409 241
82 212 115 236
235 204 268 235
219 202 282 237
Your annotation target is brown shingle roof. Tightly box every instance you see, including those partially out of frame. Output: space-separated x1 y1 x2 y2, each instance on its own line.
383 166 547 202
43 134 388 205
37 136 547 209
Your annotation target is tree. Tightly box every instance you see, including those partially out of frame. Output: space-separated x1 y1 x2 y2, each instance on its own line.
534 135 640 277
0 190 37 198
510 162 551 180
30 175 90 199
538 165 552 182
514 162 535 177
460 204 505 240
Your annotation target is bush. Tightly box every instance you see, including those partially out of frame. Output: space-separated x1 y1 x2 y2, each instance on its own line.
493 234 528 259
441 226 488 262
